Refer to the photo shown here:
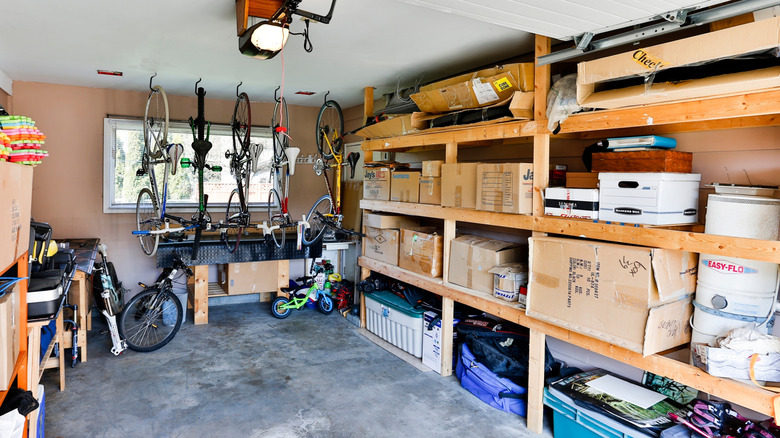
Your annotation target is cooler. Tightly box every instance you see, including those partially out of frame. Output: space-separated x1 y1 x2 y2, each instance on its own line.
364 290 424 357
598 172 700 225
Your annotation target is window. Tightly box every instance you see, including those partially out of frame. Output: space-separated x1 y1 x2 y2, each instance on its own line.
104 118 274 213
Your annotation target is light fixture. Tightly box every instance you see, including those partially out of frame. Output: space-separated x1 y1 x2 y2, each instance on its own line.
239 20 290 60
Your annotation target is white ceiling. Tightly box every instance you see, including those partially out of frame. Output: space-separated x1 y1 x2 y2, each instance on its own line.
0 0 728 109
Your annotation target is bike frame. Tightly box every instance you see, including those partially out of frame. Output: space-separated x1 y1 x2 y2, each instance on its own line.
277 281 329 311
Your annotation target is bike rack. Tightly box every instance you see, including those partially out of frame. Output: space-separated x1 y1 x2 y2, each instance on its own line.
155 236 323 267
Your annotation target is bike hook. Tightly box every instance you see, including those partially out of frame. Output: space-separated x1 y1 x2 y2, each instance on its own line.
194 78 202 96
274 86 281 103
236 82 243 97
323 91 330 105
149 73 157 91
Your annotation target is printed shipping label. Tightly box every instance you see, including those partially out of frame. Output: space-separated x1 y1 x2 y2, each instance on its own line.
472 79 500 105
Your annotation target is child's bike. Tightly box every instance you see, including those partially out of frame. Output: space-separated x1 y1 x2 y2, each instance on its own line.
271 263 335 318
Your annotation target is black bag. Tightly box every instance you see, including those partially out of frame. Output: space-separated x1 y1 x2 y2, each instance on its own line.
456 317 560 386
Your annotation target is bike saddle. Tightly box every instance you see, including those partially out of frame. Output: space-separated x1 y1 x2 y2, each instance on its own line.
346 152 360 179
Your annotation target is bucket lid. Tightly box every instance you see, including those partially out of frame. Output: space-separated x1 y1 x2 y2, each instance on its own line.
366 290 424 317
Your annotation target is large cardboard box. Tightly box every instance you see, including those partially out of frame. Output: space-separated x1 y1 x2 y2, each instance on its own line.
364 227 400 265
354 114 418 139
422 311 459 375
448 235 524 294
526 236 697 356
390 171 420 203
441 163 479 209
577 17 780 108
220 261 281 295
0 162 33 271
363 212 419 230
0 285 19 391
411 63 534 113
419 176 441 205
363 167 391 201
399 227 443 278
476 163 534 214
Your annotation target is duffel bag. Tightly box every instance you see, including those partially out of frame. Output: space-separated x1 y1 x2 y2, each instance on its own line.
456 342 527 416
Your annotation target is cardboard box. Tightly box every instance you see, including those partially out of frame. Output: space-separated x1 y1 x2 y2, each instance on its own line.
364 227 400 265
0 285 19 391
441 163 479 209
422 160 444 177
363 212 419 230
363 167 391 201
599 172 701 225
411 63 534 113
509 91 534 119
566 172 599 189
577 17 780 108
526 236 697 356
592 151 693 173
390 171 420 203
399 227 443 278
544 188 600 220
0 162 33 271
419 176 441 205
489 263 529 304
422 311 459 375
476 163 534 214
354 114 418 139
220 261 280 295
448 235 524 294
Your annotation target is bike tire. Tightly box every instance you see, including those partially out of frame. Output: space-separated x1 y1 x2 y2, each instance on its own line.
224 188 243 253
301 195 333 246
318 295 334 315
136 188 160 257
144 85 169 160
315 100 343 160
272 97 289 162
119 287 182 352
267 188 286 249
232 92 251 154
271 296 292 319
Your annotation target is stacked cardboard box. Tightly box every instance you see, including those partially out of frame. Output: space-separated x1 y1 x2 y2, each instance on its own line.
363 213 420 266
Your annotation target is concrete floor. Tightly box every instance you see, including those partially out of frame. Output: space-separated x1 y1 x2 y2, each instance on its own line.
41 300 554 438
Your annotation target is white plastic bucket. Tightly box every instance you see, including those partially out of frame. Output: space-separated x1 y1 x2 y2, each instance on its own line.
705 194 780 240
697 254 778 295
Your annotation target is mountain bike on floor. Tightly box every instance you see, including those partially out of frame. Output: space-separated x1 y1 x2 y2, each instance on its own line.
118 255 192 352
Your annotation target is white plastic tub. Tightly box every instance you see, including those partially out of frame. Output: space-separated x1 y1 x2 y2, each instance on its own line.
364 291 424 358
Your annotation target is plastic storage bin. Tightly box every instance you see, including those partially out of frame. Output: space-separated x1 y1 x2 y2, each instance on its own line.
364 290 424 357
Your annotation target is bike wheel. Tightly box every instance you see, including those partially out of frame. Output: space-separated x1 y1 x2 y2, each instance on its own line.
315 100 343 160
271 297 292 319
144 85 169 160
266 188 286 249
232 92 251 153
272 97 289 162
224 188 243 253
136 188 160 257
318 295 334 315
301 195 333 246
119 287 182 352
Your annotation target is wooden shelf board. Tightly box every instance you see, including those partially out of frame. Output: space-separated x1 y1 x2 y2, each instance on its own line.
358 256 777 417
360 200 535 231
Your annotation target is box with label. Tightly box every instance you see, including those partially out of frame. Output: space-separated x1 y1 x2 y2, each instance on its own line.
527 236 697 356
422 311 459 375
0 162 33 271
363 212 419 230
476 163 534 214
489 263 529 304
544 188 599 220
363 167 391 201
599 172 701 225
441 163 479 209
0 284 19 391
220 261 281 295
399 227 444 278
592 151 692 173
422 160 444 177
411 63 534 113
448 235 524 294
419 177 441 205
364 226 400 265
565 172 599 189
390 171 420 203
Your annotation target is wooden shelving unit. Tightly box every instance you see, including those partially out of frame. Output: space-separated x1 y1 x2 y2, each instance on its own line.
0 253 30 436
358 35 780 434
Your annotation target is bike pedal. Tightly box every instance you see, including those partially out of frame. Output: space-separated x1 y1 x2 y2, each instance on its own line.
136 168 147 176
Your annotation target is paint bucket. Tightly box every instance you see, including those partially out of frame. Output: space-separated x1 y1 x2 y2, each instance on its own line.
704 194 780 240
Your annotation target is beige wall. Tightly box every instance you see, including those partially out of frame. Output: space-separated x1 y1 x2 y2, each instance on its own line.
11 81 330 289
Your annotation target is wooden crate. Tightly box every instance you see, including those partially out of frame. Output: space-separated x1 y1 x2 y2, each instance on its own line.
592 150 692 172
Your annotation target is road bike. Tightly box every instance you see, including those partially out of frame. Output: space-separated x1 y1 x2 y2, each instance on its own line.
266 88 301 248
118 255 192 352
222 84 260 253
134 79 190 257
